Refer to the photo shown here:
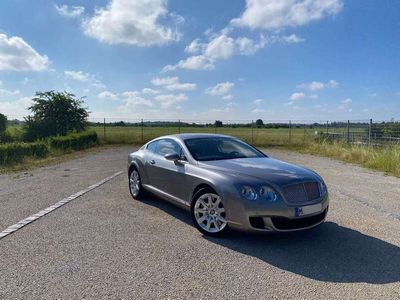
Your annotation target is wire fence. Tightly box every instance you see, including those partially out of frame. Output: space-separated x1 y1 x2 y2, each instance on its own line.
83 118 400 147
5 115 400 147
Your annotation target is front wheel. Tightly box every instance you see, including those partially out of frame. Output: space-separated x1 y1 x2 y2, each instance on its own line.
129 168 146 200
191 188 229 237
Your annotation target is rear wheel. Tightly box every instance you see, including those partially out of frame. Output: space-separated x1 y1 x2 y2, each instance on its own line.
191 188 228 237
129 167 146 200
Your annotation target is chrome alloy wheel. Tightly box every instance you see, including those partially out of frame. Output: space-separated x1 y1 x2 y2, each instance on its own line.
129 170 140 197
194 193 227 233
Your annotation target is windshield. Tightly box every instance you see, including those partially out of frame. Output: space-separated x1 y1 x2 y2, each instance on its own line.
184 137 266 161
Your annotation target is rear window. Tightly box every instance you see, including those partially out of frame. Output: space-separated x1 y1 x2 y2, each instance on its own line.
155 139 182 156
146 141 158 153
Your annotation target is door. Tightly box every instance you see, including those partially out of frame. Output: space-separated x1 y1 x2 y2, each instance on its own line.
151 139 187 202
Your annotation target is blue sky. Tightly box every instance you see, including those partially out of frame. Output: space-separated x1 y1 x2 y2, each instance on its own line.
0 0 399 122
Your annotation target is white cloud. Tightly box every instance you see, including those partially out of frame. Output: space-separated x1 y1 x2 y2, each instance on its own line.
142 88 160 95
205 82 234 96
55 4 85 18
151 76 196 91
235 35 267 55
253 99 264 105
64 70 91 82
0 34 49 71
162 34 266 72
281 34 305 44
204 34 235 60
83 0 183 47
338 98 352 111
155 93 187 108
290 92 305 100
222 94 233 100
97 90 118 101
252 108 266 114
231 0 343 30
119 91 153 111
91 81 106 89
162 55 214 72
64 70 105 89
0 88 20 96
0 96 32 118
297 79 338 91
185 39 202 54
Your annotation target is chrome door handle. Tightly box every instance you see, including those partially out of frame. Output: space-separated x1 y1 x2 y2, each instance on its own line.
150 160 156 165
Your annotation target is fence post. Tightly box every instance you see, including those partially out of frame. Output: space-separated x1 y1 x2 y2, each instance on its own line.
289 120 292 145
103 118 106 142
251 120 254 144
178 119 181 134
326 120 329 135
141 118 144 143
346 120 350 144
369 118 372 146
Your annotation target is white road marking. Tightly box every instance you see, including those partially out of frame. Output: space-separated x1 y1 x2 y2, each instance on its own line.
0 171 123 240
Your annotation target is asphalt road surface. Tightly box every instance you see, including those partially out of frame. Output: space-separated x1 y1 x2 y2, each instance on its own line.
0 146 399 299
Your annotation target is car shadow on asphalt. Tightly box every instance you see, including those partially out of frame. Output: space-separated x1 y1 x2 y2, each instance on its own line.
141 196 400 284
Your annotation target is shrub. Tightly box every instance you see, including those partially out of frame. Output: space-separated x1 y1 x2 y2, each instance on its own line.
49 131 98 151
0 142 49 166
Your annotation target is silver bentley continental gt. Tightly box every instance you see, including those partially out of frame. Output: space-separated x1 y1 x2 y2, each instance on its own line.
128 134 329 237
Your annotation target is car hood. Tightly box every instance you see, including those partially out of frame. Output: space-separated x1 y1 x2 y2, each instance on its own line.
198 157 319 186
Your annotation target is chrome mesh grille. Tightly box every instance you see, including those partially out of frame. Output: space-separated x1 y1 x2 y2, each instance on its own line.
304 182 320 200
282 182 320 204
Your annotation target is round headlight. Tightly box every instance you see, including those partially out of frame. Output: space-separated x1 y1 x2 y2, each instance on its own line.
259 186 278 202
241 186 258 201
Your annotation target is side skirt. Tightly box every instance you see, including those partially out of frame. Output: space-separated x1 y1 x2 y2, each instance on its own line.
142 184 190 209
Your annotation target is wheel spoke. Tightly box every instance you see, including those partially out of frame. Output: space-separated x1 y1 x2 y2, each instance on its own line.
217 207 225 213
213 218 220 230
197 214 208 223
198 198 209 208
216 215 227 224
205 217 212 231
194 207 208 214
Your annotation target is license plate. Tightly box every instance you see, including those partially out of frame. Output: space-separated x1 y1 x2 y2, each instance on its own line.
295 203 322 217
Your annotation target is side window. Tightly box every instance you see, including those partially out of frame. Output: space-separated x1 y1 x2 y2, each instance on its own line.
155 139 182 156
146 141 158 153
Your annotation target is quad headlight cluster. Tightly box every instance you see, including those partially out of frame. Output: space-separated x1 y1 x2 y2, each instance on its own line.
241 185 278 202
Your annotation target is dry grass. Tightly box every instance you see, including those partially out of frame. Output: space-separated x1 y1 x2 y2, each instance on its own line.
291 141 400 177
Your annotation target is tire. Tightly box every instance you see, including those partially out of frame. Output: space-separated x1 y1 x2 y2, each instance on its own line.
128 167 146 200
191 188 229 237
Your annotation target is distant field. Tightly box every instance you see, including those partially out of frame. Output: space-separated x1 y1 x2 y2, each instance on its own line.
90 125 355 146
2 124 400 176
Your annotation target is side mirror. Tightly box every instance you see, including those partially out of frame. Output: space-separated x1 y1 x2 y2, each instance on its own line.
164 152 180 161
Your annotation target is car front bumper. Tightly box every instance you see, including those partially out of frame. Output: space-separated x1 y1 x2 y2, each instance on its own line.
223 190 329 233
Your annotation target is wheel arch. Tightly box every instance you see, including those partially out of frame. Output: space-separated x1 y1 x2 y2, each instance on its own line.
191 183 217 203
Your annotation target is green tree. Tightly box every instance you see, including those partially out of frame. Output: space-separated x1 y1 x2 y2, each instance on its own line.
0 113 6 135
24 91 89 141
255 119 264 128
214 120 223 128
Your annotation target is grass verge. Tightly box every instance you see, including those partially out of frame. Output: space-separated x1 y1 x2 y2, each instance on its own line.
287 141 400 177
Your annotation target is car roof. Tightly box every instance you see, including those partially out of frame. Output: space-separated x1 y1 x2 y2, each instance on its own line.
160 133 234 141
